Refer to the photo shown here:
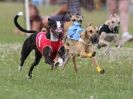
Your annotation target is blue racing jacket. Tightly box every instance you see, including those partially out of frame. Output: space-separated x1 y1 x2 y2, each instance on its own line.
67 21 84 40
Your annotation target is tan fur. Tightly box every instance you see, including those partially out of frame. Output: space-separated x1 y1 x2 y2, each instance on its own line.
62 24 104 74
98 15 120 51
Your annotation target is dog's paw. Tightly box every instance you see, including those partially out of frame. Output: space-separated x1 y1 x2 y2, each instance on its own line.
27 75 32 79
54 57 64 67
54 62 60 67
18 12 23 16
18 66 22 71
87 51 96 58
92 51 96 57
96 66 105 74
99 69 105 74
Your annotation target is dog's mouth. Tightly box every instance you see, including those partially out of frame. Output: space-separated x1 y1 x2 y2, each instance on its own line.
113 26 119 33
110 25 119 33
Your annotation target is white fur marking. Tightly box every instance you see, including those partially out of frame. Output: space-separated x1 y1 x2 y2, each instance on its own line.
78 38 86 44
50 30 58 41
58 57 63 67
18 12 23 16
18 66 22 71
57 21 61 28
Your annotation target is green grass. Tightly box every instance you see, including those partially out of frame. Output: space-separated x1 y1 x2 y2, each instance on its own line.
0 2 133 99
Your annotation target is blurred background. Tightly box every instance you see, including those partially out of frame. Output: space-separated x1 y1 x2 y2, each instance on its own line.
0 0 133 46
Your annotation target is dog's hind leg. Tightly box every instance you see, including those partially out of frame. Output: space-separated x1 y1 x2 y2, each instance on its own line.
28 49 42 79
19 39 33 71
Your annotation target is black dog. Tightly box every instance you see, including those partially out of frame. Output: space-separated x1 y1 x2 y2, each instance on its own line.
14 12 65 79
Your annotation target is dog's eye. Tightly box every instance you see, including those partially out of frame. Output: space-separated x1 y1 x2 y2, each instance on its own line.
72 19 76 22
78 19 82 23
112 21 114 23
89 30 93 33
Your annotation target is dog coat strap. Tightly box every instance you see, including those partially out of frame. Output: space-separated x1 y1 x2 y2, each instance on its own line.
98 24 113 35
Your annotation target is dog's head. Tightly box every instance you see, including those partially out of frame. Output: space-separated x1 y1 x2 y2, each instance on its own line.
105 14 120 33
81 24 98 44
48 18 64 39
70 14 83 24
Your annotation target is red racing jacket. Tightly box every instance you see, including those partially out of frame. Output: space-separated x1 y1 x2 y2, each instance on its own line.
36 32 63 60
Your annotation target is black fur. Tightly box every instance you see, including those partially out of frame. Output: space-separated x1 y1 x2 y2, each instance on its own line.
14 13 65 78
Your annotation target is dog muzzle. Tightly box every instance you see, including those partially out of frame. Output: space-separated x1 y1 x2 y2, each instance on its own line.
113 26 119 33
91 34 99 44
51 27 64 40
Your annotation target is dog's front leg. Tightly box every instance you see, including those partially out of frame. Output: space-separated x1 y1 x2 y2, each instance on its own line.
90 56 105 74
43 47 54 70
72 56 77 72
62 49 70 76
98 32 109 48
80 51 96 58
113 34 120 48
56 46 66 66
99 39 110 55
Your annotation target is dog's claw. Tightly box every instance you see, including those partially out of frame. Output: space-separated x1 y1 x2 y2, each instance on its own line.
92 51 96 57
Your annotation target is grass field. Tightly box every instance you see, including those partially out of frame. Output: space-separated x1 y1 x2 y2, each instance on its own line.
0 2 133 99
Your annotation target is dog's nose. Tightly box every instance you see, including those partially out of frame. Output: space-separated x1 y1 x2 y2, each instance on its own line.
91 34 99 44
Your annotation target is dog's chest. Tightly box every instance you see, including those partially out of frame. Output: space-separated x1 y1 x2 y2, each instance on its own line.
36 32 63 55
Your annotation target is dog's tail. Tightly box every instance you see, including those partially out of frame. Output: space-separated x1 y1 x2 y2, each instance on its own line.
14 12 37 33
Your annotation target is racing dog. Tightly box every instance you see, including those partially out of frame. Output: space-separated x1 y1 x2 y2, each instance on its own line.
63 23 105 74
14 12 65 78
97 14 120 52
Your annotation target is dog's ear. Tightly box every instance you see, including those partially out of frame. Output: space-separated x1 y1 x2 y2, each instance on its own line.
95 26 99 33
111 13 119 18
114 13 119 18
87 23 92 27
85 30 88 38
48 18 55 26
